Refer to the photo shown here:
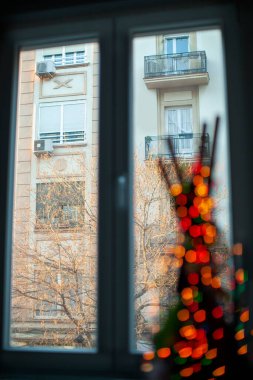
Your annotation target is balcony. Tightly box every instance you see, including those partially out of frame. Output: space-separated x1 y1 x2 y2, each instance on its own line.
144 51 209 89
145 133 210 160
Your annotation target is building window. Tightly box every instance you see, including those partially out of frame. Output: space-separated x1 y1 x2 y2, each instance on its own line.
44 50 86 66
165 106 193 155
34 271 87 319
36 182 85 229
164 36 189 72
38 101 86 144
34 271 60 318
165 36 189 54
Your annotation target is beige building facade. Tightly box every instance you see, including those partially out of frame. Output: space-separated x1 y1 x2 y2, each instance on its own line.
10 28 230 351
11 42 99 348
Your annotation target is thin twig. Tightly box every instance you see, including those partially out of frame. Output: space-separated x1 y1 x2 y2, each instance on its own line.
168 137 183 184
208 116 220 188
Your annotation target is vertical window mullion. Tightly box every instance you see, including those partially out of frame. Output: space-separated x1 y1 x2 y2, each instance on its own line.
60 104 64 143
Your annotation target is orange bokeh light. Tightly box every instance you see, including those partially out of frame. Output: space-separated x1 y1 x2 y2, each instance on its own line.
181 287 193 301
235 329 245 341
185 250 197 263
213 366 225 377
179 325 197 340
174 245 186 258
193 196 202 207
179 347 192 358
237 345 247 355
157 347 171 358
201 276 212 286
194 309 206 323
195 183 208 197
240 309 249 322
180 367 194 377
235 268 245 284
200 166 210 177
192 343 208 358
205 348 217 359
170 183 183 197
193 175 204 186
177 309 190 322
201 266 211 276
211 276 221 288
143 351 155 361
203 235 214 244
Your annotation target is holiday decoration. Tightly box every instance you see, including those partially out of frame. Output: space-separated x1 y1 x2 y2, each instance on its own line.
141 117 252 379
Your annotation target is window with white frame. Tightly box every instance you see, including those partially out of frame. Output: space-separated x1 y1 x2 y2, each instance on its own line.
44 50 86 66
38 101 86 144
164 35 189 71
164 35 189 54
165 106 193 155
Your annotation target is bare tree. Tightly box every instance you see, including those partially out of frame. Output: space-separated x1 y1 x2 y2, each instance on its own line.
134 156 180 345
11 155 97 348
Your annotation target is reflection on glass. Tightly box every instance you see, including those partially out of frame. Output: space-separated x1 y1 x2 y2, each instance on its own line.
10 42 99 349
133 29 230 351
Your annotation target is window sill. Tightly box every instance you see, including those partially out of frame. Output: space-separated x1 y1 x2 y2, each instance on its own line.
55 62 90 69
34 227 84 233
52 142 87 149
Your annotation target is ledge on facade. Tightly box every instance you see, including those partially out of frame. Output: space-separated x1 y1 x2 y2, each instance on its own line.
55 62 90 70
144 72 209 89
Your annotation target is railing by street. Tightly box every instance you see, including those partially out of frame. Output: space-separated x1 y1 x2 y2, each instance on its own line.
145 133 210 160
144 51 207 78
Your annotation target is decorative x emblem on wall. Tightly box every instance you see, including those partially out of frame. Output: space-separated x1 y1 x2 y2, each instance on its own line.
53 78 73 89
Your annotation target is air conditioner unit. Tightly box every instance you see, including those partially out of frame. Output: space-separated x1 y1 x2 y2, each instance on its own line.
36 60 56 79
34 139 54 156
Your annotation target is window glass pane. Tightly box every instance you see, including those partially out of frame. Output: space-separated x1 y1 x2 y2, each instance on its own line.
76 51 85 63
44 55 53 61
54 54 63 66
65 52 74 65
10 41 99 350
176 37 188 53
63 103 86 142
40 105 61 132
165 38 173 54
39 105 61 143
133 29 231 352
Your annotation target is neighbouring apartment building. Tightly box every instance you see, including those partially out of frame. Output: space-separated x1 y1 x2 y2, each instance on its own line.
11 28 230 350
11 42 99 348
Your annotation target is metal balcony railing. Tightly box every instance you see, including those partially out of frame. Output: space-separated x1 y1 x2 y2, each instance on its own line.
145 133 210 160
144 51 207 78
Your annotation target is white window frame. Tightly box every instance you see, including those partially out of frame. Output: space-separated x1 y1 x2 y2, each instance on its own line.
0 2 248 379
38 101 87 145
165 106 193 155
44 46 87 66
164 34 189 54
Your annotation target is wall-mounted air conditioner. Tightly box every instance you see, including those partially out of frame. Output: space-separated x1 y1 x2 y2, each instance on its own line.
34 139 54 156
36 60 56 79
